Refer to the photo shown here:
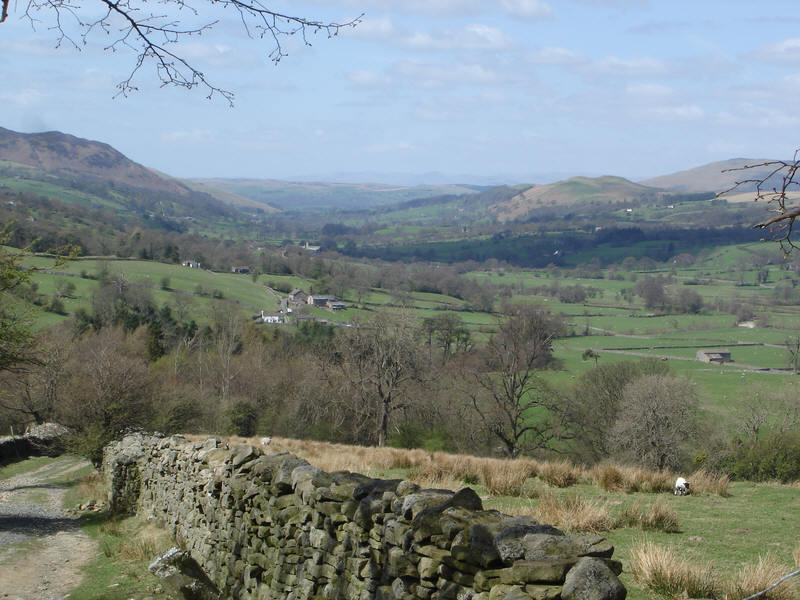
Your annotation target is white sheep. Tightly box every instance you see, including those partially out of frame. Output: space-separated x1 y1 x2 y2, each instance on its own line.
674 476 690 496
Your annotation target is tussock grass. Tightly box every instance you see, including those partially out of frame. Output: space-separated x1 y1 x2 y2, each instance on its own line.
794 544 800 567
117 525 173 562
594 464 626 492
631 540 799 600
477 458 534 496
538 459 583 488
630 539 718 598
100 519 172 561
73 472 106 506
407 461 462 491
589 463 674 494
617 499 680 533
689 468 731 497
503 492 614 533
727 554 799 600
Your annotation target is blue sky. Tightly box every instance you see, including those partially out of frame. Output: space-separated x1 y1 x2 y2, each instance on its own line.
2 0 799 183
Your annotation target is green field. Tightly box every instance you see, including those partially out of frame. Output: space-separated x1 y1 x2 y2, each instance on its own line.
15 241 800 427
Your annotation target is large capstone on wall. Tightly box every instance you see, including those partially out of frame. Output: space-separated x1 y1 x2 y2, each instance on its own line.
103 433 627 600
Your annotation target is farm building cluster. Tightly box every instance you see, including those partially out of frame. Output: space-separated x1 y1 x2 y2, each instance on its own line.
258 289 346 325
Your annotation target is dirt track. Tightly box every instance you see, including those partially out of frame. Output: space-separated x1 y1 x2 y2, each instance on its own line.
0 456 97 600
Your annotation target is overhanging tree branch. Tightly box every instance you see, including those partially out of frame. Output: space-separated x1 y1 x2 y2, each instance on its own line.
718 151 800 255
8 0 362 104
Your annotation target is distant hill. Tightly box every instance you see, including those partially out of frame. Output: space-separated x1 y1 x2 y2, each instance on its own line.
0 127 190 196
491 176 662 221
192 178 482 211
642 158 783 194
0 128 259 223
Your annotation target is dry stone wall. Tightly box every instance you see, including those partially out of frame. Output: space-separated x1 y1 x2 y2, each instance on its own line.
0 423 68 464
103 433 627 600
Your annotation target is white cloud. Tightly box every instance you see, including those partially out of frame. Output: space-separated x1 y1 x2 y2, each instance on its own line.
347 69 392 88
350 16 396 39
394 59 508 88
589 56 671 78
640 104 704 120
161 129 216 144
0 88 47 107
754 38 800 64
335 0 482 16
403 24 513 50
179 42 259 68
626 83 675 98
499 0 553 20
529 46 586 65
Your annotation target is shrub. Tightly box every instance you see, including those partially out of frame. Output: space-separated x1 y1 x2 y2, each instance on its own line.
725 432 800 483
228 400 258 437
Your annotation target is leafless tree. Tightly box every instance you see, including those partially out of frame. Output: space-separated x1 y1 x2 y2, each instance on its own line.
720 153 800 255
465 304 566 458
735 383 799 444
0 328 72 427
1 0 362 104
56 327 154 464
785 334 800 374
610 374 698 471
326 312 424 447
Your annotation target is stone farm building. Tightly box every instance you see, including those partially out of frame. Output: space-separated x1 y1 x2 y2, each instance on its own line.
307 295 346 310
288 289 308 305
696 349 732 364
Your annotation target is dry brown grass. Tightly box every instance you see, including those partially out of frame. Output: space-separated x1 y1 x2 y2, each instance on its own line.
593 464 626 492
526 492 614 533
407 460 462 491
74 472 106 506
794 544 800 568
617 499 680 533
117 524 173 562
725 554 799 600
631 540 799 600
689 468 731 497
538 459 583 488
630 539 719 598
477 458 535 496
192 434 727 506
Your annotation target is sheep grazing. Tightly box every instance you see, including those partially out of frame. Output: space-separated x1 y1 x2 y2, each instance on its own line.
674 476 690 496
260 437 272 447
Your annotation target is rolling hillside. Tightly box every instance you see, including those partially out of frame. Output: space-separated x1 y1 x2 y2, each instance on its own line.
0 127 188 196
0 128 251 224
641 158 782 194
490 176 664 222
192 177 482 210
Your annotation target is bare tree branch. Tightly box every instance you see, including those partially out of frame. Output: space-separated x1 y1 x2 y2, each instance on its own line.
9 0 362 104
718 151 800 255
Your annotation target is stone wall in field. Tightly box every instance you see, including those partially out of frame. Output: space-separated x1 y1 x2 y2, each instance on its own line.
103 433 627 600
0 423 68 464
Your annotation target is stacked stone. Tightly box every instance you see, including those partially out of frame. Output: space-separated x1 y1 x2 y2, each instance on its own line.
103 434 626 600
